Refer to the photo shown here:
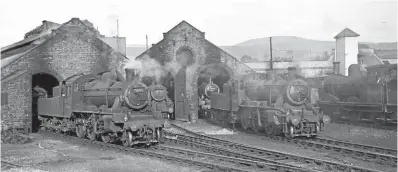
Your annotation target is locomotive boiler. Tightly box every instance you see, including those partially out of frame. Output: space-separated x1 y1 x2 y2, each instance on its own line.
210 68 330 138
318 63 397 127
37 68 173 147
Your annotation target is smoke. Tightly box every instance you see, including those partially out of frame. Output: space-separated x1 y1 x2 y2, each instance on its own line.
124 54 182 84
106 14 119 37
164 60 181 77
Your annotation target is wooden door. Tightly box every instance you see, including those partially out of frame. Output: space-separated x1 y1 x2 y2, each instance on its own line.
175 67 188 121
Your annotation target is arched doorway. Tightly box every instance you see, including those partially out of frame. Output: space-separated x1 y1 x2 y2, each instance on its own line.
196 64 233 119
32 73 59 132
197 65 232 97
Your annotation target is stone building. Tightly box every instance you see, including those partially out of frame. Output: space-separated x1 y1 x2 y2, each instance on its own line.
334 28 360 76
135 21 255 122
1 18 128 132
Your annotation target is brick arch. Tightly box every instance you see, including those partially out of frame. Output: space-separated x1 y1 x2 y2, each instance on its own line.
31 68 63 82
192 63 234 85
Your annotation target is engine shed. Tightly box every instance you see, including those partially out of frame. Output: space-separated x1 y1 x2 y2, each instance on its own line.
134 21 255 122
1 18 128 133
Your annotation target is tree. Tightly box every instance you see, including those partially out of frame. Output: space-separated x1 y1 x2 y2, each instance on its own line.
359 44 370 49
241 55 253 63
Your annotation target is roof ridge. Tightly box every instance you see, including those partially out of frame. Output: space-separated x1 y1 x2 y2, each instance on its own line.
165 20 205 35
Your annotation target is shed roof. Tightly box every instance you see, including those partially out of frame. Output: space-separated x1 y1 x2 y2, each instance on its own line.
1 18 128 70
134 20 255 73
358 49 384 66
1 70 30 82
334 28 360 39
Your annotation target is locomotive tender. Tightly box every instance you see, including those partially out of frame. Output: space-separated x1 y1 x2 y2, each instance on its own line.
208 68 331 138
37 68 173 147
317 63 397 126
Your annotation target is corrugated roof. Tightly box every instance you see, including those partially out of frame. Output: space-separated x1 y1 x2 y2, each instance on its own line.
334 28 360 39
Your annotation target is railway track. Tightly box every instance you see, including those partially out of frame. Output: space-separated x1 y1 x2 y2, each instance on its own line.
294 137 397 163
168 123 384 172
39 130 311 172
202 119 397 166
1 161 22 171
265 134 397 166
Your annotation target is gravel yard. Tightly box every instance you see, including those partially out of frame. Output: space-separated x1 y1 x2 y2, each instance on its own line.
191 120 397 172
1 133 206 172
319 123 397 149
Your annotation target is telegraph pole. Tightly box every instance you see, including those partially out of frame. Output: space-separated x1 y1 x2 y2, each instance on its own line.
146 35 148 50
269 37 273 70
116 20 120 52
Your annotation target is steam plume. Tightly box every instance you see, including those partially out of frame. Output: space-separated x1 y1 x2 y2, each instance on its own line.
124 54 182 84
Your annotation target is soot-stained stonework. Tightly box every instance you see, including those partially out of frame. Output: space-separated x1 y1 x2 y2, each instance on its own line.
1 70 32 130
1 18 128 131
136 20 255 122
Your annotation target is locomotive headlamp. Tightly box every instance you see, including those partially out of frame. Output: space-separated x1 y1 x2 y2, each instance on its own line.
321 115 331 124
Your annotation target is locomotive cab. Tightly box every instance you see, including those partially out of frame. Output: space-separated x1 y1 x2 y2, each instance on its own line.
209 71 330 138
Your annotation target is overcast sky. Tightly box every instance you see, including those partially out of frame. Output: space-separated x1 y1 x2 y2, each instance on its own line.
0 0 396 48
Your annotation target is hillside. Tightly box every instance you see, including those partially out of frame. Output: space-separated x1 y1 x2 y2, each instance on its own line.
126 36 397 61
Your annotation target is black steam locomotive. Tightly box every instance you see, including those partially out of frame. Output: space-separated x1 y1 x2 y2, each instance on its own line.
204 68 331 138
37 68 174 147
317 63 397 128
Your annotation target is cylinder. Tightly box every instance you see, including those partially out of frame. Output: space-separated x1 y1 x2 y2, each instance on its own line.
333 62 340 75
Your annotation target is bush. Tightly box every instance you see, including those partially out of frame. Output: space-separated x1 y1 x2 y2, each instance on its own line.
1 126 33 144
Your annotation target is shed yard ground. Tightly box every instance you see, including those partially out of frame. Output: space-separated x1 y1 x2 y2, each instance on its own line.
172 119 397 172
1 133 205 172
172 119 397 149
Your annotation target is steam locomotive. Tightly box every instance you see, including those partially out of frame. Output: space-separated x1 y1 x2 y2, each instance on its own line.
37 68 174 147
204 68 331 138
317 63 397 127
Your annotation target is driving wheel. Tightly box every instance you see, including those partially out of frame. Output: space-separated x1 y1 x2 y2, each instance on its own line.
122 131 133 147
101 133 111 143
251 113 262 132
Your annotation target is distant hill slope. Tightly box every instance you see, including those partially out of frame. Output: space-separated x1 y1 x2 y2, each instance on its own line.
126 36 397 61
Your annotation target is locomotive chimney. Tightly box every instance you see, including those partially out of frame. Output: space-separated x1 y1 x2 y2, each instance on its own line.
333 62 340 75
125 68 135 82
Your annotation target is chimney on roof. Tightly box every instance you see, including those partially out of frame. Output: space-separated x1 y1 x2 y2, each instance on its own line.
51 29 57 36
42 20 47 31
333 62 340 75
152 44 155 47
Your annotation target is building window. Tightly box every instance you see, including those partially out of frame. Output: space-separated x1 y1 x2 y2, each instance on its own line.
1 93 8 105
